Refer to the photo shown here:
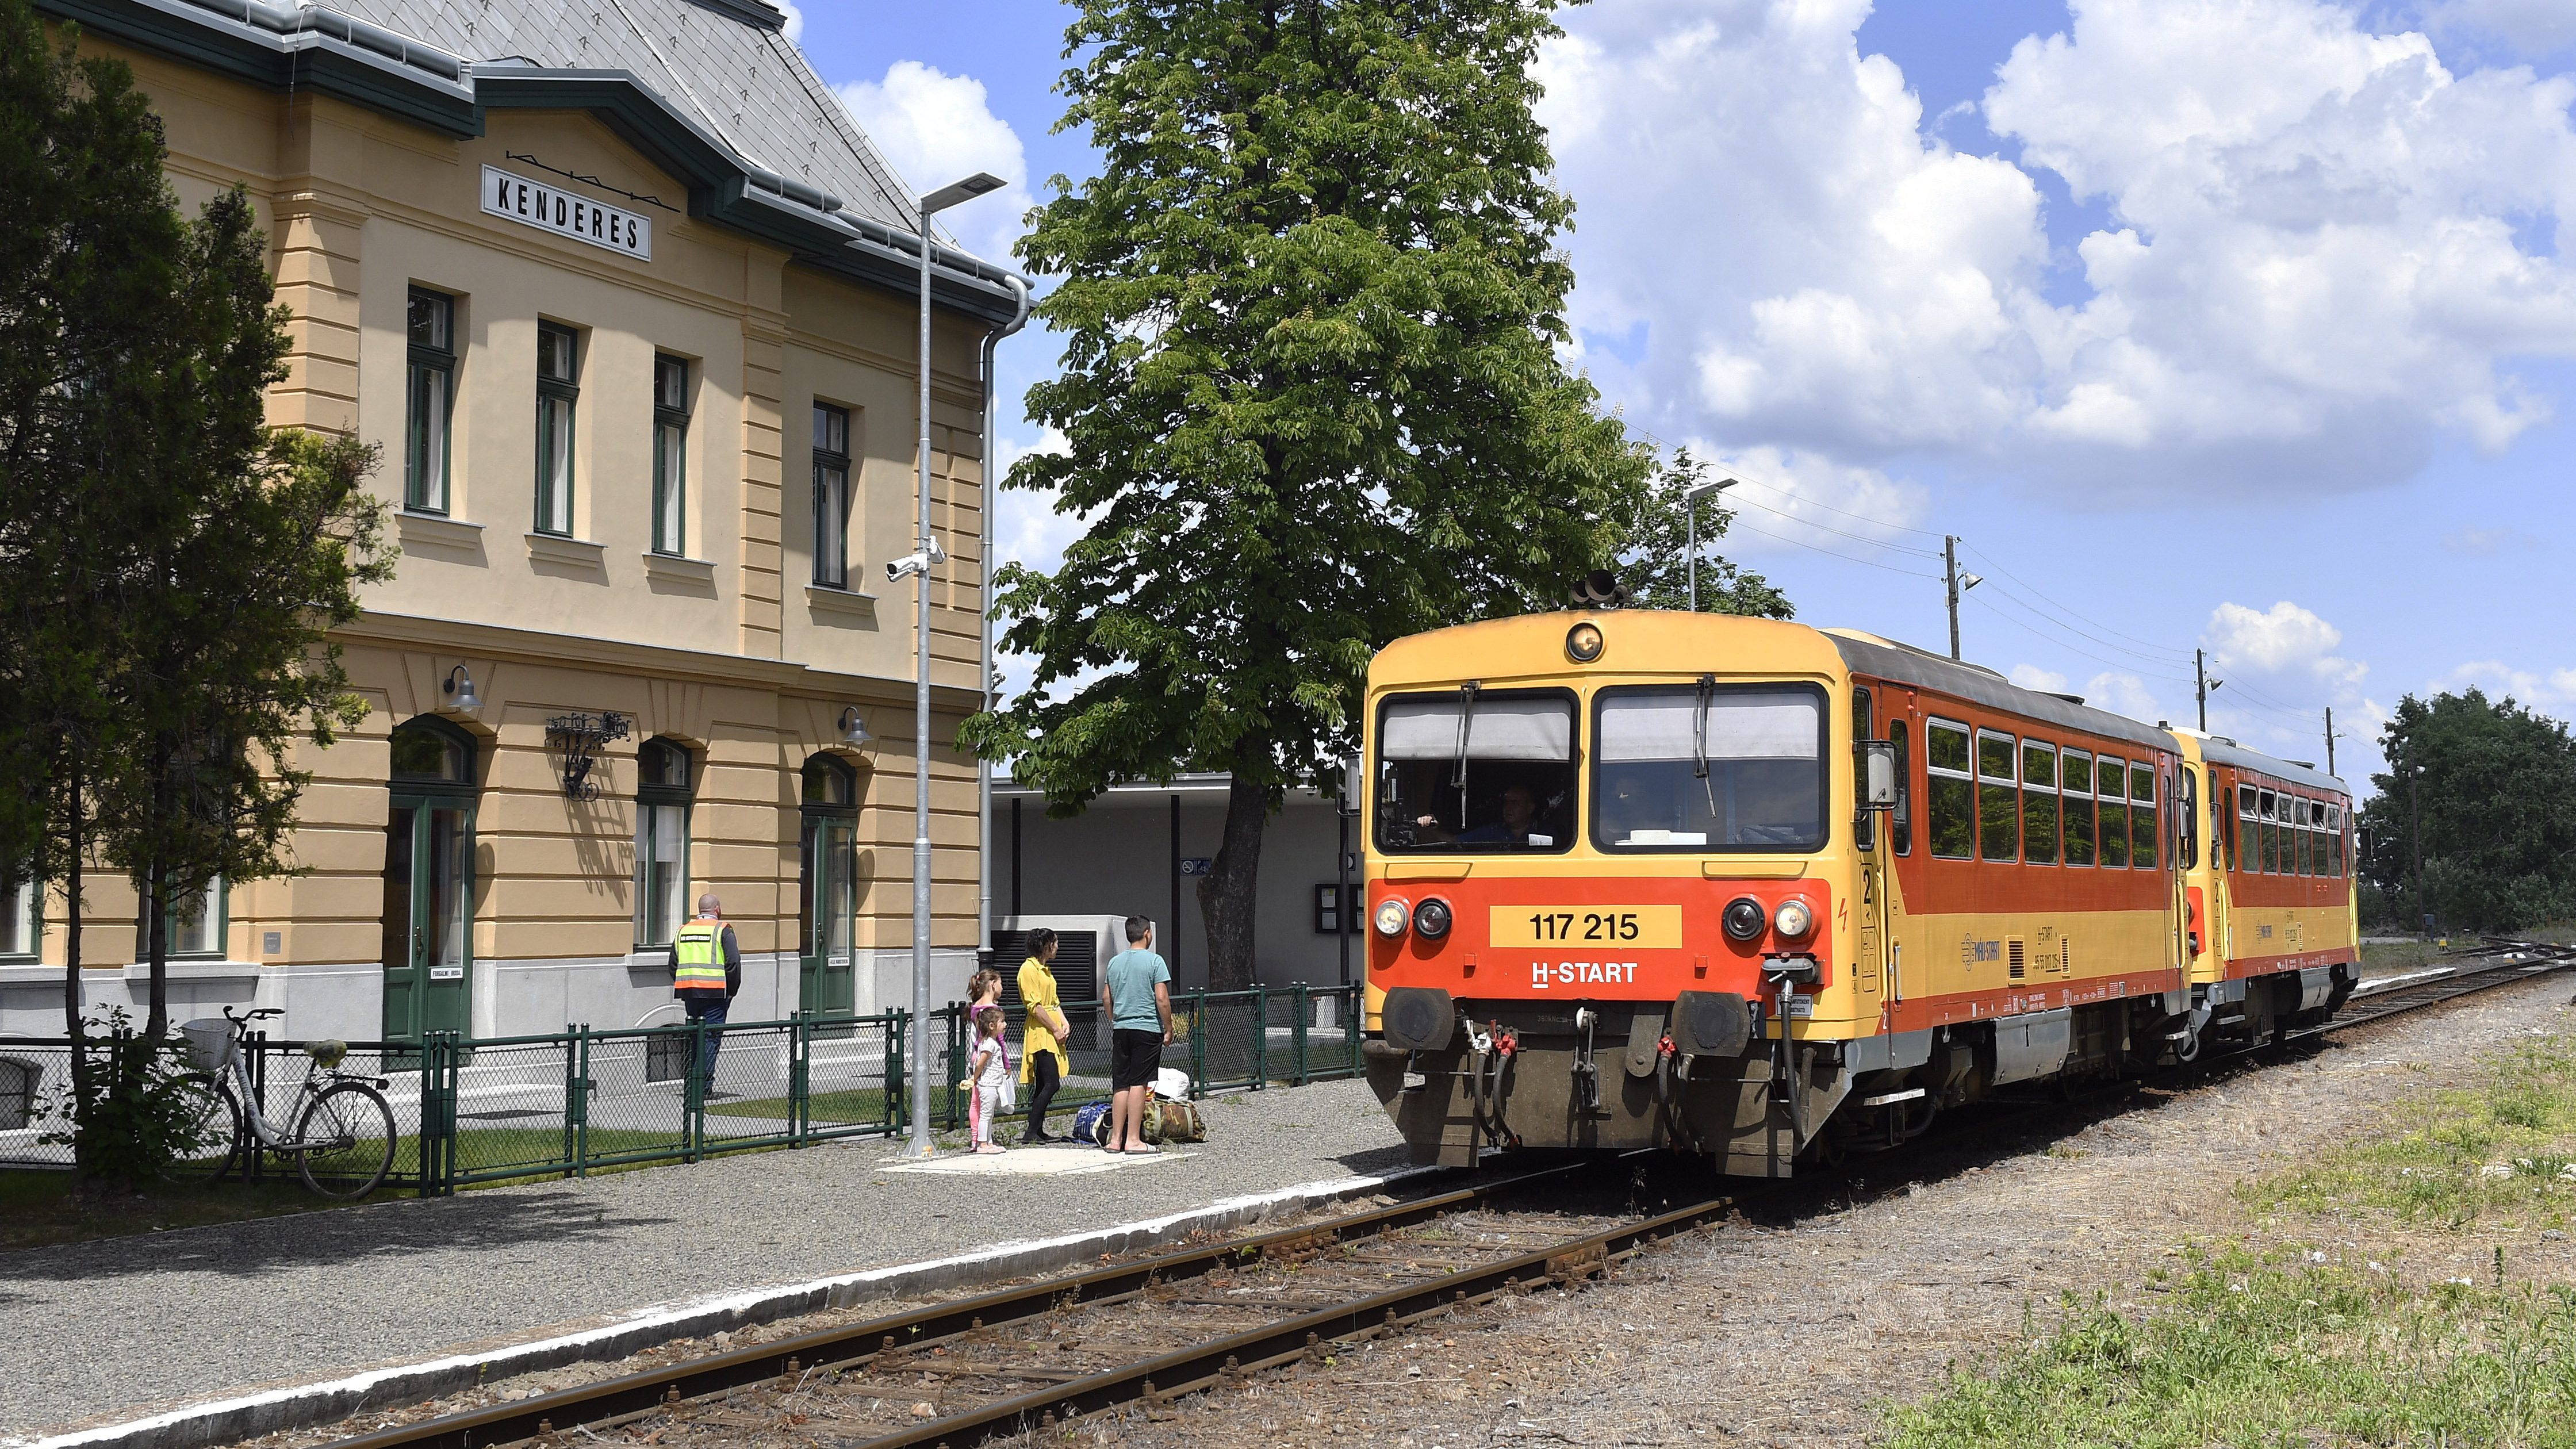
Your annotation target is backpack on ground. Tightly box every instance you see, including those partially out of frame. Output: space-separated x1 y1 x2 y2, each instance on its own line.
1071 1100 1113 1146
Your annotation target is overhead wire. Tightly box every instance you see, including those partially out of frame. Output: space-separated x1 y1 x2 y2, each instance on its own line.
1718 491 1948 559
1723 518 1946 580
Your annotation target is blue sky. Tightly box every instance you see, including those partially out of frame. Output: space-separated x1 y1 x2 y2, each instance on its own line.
792 0 2576 796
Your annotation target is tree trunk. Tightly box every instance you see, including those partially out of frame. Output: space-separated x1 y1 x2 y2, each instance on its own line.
144 854 168 1043
62 768 89 1133
1195 770 1269 993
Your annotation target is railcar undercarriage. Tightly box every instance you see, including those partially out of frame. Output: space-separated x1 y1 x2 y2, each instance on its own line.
1366 966 2361 1175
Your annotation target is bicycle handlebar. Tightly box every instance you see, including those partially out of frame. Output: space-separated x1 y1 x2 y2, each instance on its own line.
220 1005 288 1024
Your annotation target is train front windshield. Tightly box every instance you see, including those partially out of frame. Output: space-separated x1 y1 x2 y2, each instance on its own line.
1374 692 1576 852
1594 685 1827 850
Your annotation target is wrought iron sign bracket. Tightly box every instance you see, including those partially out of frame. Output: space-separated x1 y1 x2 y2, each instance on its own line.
546 711 631 800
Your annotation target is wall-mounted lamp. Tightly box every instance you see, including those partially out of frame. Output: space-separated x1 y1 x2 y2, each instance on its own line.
442 664 482 714
838 706 872 747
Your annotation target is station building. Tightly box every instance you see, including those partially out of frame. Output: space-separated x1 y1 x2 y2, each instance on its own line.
0 0 1022 1042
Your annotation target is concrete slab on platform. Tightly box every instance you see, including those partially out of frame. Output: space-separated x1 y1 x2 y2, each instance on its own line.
0 1077 1414 1449
878 1144 1197 1176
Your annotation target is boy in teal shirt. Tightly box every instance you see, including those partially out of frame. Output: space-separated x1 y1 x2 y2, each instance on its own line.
1101 915 1172 1153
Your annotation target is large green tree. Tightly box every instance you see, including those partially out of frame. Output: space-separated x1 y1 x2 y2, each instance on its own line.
971 0 1654 990
2357 689 2576 933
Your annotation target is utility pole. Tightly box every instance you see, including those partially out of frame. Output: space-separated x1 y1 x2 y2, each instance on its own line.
2194 649 2222 733
2408 762 2427 941
2324 706 2337 776
1944 536 1961 661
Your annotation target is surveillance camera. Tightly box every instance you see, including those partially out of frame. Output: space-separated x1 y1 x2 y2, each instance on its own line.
887 551 929 583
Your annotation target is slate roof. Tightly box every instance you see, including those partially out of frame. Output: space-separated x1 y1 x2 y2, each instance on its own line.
332 0 936 239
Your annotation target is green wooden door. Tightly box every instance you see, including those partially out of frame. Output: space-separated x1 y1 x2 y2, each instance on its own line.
799 815 856 1016
383 793 475 1041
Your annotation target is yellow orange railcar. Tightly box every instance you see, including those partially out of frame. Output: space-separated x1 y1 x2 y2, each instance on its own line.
1358 608 2357 1174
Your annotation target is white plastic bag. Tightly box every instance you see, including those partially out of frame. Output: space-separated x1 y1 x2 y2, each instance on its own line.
1155 1066 1192 1099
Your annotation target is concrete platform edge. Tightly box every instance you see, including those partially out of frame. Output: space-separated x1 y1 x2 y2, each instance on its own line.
15 1164 1444 1449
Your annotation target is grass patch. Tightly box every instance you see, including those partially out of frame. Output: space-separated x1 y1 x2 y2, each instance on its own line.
2241 1033 2576 1231
1882 1247 2576 1448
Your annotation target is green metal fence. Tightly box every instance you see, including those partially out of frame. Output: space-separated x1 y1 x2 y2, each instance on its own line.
0 984 1366 1192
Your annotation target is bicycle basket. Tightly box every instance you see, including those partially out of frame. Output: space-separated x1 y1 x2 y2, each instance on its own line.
181 1018 236 1074
305 1039 349 1070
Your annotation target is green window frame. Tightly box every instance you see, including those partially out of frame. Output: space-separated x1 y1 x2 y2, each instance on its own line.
407 288 456 513
2129 761 2158 869
812 402 852 588
2098 756 2130 868
1925 719 1974 860
0 869 39 960
137 875 225 961
652 355 691 557
634 738 694 949
535 322 580 536
2021 739 2058 865
1977 729 2018 862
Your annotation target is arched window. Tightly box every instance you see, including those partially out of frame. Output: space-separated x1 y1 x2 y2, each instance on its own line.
390 716 477 788
799 752 860 1015
635 738 695 948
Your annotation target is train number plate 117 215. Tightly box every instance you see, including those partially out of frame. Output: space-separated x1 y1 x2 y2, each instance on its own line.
1489 906 1682 949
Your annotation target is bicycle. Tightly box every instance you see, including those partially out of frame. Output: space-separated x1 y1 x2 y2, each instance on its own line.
167 1006 398 1199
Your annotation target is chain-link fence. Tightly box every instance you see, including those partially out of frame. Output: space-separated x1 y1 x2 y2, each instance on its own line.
0 984 1364 1190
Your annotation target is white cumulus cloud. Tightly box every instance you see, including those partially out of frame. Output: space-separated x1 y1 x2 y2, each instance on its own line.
1694 444 1934 559
2205 600 2368 691
837 62 1030 267
2011 664 2072 693
1539 0 2576 496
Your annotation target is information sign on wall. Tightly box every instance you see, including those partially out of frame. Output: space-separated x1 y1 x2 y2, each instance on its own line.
481 166 653 261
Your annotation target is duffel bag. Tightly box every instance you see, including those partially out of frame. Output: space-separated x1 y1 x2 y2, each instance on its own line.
1143 1097 1205 1145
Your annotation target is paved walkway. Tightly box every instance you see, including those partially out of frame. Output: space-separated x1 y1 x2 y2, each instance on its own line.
0 1078 1409 1440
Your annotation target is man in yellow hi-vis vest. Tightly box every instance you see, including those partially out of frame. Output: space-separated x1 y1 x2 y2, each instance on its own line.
668 894 741 1084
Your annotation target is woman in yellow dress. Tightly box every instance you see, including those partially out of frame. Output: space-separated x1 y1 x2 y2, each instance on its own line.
1016 929 1071 1143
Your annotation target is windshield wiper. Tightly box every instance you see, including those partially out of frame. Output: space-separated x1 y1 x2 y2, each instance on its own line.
1451 680 1481 831
1695 673 1719 821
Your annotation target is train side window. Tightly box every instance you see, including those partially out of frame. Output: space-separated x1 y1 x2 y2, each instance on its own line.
2333 804 2348 877
2096 756 2130 868
2259 789 2278 873
1926 719 1974 860
2129 762 2157 870
2237 785 2258 873
1890 719 1912 856
2061 749 2096 865
2288 798 2307 876
2303 799 2322 877
2021 740 2058 865
1977 729 2019 862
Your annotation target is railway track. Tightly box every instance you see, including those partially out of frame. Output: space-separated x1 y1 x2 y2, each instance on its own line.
319 1159 1734 1449
310 938 2576 1449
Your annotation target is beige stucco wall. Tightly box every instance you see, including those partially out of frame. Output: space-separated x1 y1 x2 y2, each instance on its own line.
0 33 1000 1038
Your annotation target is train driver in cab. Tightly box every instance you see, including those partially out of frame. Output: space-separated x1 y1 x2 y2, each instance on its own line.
1414 783 1554 849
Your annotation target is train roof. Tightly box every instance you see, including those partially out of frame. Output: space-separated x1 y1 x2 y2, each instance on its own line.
2195 733 2349 796
1821 629 2174 753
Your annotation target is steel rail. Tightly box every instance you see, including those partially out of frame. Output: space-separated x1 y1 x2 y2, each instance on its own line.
315 1159 1611 1449
2302 937 2576 1041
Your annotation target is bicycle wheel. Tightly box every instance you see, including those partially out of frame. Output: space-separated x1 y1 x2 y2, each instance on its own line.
294 1081 396 1199
162 1073 241 1186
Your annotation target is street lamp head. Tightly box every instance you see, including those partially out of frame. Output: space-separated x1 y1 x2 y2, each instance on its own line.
1960 573 1984 591
2207 678 2224 693
1684 476 1738 505
921 172 1007 216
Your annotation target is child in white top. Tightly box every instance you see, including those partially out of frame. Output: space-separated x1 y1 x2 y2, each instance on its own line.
961 1005 1013 1153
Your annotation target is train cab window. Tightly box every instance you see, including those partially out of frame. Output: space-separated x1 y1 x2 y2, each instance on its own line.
1977 730 2019 862
1374 691 1575 853
2061 750 2096 865
1926 719 1974 860
2097 756 2130 868
1593 685 1826 851
2179 766 2199 871
2259 789 2278 873
2021 741 2058 865
2129 762 2158 869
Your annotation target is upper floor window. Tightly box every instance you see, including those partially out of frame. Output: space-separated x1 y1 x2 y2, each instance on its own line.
407 288 456 513
635 738 694 949
653 355 691 557
813 403 852 588
535 323 580 536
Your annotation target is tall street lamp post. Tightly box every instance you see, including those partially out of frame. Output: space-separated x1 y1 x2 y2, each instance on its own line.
911 172 1006 1155
2408 761 2428 943
1682 476 1736 612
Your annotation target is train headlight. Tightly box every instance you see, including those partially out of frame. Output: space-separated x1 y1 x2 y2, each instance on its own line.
1774 898 1815 939
1374 898 1413 938
1566 622 1605 663
1412 897 1453 938
1722 895 1768 942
